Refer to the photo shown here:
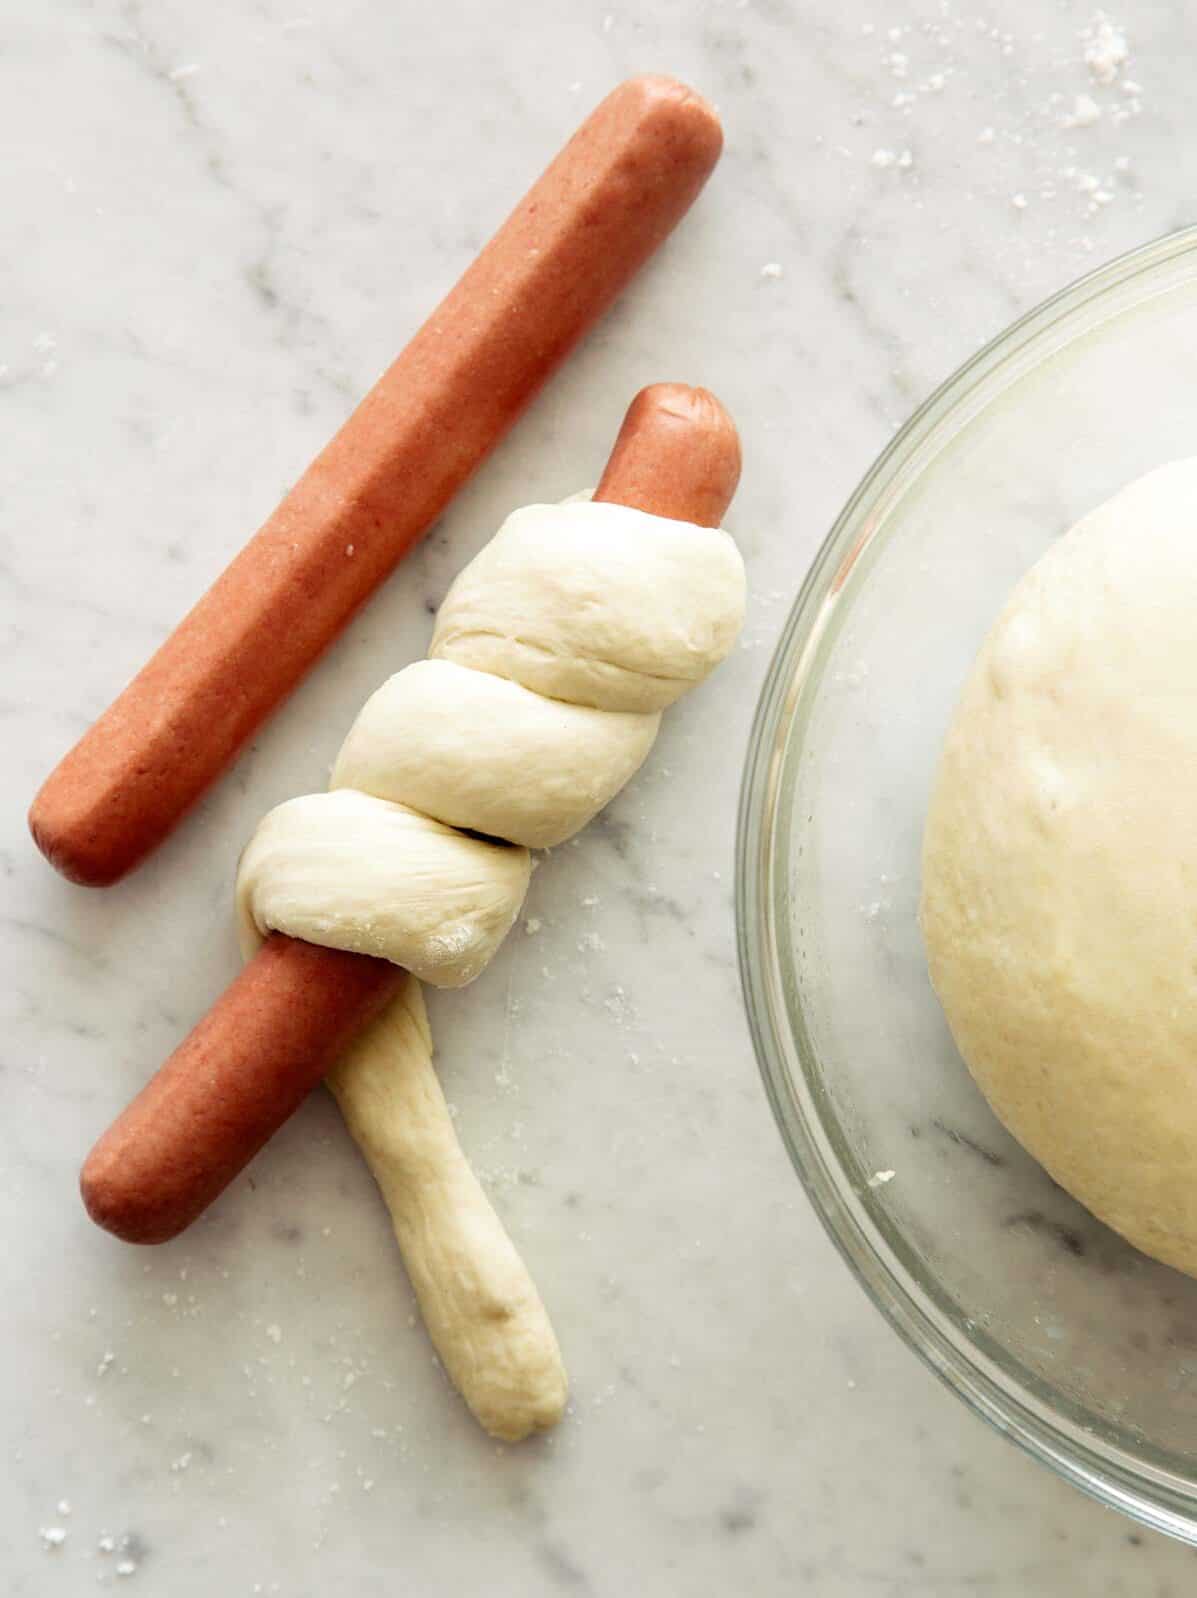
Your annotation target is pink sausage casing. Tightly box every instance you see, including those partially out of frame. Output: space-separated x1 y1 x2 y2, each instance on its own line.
31 76 723 887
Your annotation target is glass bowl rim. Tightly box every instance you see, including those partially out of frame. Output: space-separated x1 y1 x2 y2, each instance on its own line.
736 224 1197 1543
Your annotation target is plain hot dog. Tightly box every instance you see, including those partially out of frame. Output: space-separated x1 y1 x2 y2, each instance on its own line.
81 383 742 1244
31 76 722 887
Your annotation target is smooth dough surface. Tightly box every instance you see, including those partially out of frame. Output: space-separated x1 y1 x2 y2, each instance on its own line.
921 458 1197 1278
429 500 747 712
327 975 567 1441
236 788 530 987
332 658 660 849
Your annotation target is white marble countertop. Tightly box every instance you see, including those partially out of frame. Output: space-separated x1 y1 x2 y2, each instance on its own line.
8 2 1197 1592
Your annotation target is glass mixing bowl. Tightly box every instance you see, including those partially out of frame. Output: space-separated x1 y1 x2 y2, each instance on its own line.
738 227 1197 1541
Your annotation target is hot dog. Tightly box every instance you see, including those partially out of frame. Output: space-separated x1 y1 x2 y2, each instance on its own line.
81 383 742 1243
31 76 722 887
81 937 403 1244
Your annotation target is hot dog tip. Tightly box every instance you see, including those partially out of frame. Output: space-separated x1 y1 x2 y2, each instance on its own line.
28 790 115 888
617 72 724 149
79 1160 151 1245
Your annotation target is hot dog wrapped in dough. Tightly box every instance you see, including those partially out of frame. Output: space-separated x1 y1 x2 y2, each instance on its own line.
234 497 744 1440
237 498 746 960
83 385 745 1445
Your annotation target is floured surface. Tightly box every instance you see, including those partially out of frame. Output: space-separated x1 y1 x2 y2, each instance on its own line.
10 2 1197 1594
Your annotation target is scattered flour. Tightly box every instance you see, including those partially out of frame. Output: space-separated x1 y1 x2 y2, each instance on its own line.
1083 12 1129 84
1060 92 1101 128
858 11 1138 237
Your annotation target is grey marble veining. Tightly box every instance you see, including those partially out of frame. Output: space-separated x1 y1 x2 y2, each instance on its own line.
6 1 1197 1592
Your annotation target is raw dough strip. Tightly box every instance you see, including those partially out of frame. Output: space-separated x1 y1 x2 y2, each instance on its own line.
327 977 565 1443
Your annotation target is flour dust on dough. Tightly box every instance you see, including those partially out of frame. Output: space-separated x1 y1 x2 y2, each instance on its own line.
921 458 1197 1278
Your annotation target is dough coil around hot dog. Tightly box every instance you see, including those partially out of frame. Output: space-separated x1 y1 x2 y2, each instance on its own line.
332 659 660 850
236 790 531 987
430 500 746 713
237 499 746 981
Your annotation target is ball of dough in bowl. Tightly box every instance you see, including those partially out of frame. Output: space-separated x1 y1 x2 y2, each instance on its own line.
921 459 1197 1279
332 659 660 849
430 500 746 713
